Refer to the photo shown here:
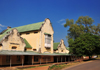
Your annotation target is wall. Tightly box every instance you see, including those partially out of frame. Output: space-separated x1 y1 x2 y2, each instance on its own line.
1 19 54 53
21 30 41 52
0 45 2 50
0 55 2 65
2 29 25 51
32 55 54 63
54 40 69 53
26 48 32 51
21 19 54 53
1 55 24 65
41 19 54 53
0 55 53 65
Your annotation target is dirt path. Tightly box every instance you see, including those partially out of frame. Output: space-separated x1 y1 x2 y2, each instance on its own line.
63 60 100 70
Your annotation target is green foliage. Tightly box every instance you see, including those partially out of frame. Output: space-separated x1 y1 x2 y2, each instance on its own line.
49 64 66 70
70 33 100 57
64 16 100 46
65 16 99 39
68 38 74 47
64 16 100 58
64 16 95 40
64 19 74 27
91 24 100 36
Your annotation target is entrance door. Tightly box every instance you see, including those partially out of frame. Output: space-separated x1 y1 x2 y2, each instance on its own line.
24 55 32 65
54 56 57 62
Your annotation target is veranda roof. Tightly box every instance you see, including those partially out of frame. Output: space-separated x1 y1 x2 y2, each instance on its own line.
0 50 71 56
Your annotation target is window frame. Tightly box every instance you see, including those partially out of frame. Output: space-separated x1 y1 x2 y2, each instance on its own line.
34 56 38 62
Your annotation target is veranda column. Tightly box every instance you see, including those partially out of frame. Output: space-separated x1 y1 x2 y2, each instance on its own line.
65 56 66 62
74 56 75 61
68 56 70 62
22 55 24 66
32 56 33 65
73 56 74 61
46 57 47 64
10 55 11 67
75 56 76 60
61 57 62 62
40 56 41 64
57 57 58 63
71 56 72 61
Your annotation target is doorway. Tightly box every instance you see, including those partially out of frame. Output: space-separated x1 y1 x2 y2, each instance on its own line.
24 55 32 65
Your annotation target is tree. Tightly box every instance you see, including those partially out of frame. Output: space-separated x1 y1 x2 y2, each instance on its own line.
70 33 100 59
64 16 100 58
64 16 94 40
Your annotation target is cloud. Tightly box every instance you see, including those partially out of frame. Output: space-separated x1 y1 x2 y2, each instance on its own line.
0 24 6 30
0 24 5 27
57 19 65 23
59 19 65 22
61 22 66 25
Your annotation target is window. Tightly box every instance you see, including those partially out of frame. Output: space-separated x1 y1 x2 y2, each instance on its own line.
43 56 51 61
6 56 10 63
17 56 21 62
34 56 38 62
45 34 51 48
45 35 51 44
12 46 17 49
26 33 30 35
61 50 63 52
33 49 36 51
34 32 38 34
20 33 22 35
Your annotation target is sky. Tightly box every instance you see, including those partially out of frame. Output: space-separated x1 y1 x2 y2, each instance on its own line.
0 0 100 47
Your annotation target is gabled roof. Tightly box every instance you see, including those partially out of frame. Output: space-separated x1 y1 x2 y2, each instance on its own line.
23 38 32 48
0 34 8 43
2 22 44 34
0 29 8 34
53 42 60 50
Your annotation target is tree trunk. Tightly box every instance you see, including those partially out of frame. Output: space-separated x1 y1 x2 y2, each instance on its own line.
97 55 98 58
89 55 92 60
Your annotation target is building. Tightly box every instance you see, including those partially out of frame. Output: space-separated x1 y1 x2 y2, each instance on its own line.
53 39 69 53
0 18 73 66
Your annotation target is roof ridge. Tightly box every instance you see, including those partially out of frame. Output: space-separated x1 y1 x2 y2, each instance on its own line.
14 21 44 28
2 21 44 34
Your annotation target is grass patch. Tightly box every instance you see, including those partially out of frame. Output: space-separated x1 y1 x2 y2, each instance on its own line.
98 55 100 58
48 64 67 70
48 62 83 70
96 55 100 59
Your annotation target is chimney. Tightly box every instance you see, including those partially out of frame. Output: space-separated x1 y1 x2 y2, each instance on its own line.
7 26 11 29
